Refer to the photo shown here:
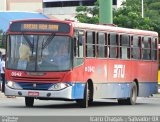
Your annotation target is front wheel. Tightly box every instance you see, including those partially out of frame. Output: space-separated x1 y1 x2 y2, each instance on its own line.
25 97 34 107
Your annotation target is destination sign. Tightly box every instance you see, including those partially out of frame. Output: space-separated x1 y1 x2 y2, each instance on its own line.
22 24 59 31
10 21 70 33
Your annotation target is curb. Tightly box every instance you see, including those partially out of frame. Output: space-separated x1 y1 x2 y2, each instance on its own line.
152 94 160 98
0 92 6 98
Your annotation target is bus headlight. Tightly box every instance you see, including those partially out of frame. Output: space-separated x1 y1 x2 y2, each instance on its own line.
7 81 23 89
48 83 70 91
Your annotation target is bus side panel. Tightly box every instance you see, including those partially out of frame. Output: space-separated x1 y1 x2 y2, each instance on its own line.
131 61 157 96
83 58 108 83
94 60 132 99
83 58 157 99
151 62 158 82
138 82 157 97
93 83 131 99
84 59 132 99
107 60 131 83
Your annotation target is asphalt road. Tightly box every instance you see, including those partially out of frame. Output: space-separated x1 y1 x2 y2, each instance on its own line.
0 94 160 116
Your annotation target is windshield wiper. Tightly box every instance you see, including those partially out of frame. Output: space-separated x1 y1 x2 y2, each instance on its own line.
42 33 55 50
22 34 33 49
41 33 55 58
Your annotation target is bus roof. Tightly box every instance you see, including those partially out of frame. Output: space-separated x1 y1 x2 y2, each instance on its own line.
9 19 158 37
72 22 158 37
10 19 71 25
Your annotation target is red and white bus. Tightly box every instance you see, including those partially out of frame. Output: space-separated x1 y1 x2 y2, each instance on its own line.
4 19 158 108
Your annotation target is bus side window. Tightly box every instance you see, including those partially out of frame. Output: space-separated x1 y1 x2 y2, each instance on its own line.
142 37 151 60
86 31 96 57
131 35 141 59
151 38 157 60
120 34 130 60
108 32 119 58
97 32 106 58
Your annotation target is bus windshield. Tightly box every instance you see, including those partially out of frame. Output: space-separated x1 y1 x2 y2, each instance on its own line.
7 34 72 71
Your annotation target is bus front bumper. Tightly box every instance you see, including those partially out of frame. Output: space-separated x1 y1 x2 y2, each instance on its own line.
5 83 85 100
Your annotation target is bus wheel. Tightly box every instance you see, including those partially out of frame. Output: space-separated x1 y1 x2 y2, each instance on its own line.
118 82 137 105
127 82 137 105
77 83 89 108
25 97 34 107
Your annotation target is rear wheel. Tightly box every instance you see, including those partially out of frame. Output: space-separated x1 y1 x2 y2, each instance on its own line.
118 82 137 105
25 97 34 107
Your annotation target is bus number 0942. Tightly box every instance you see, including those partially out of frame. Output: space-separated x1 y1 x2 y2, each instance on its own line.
11 72 22 77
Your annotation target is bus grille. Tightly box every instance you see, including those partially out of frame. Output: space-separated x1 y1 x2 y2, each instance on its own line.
17 82 53 90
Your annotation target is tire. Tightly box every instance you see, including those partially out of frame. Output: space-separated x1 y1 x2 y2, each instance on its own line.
127 82 137 105
25 97 34 107
118 82 137 105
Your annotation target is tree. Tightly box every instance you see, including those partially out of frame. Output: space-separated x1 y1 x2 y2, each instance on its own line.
144 0 160 34
75 1 99 24
113 0 154 30
75 0 160 35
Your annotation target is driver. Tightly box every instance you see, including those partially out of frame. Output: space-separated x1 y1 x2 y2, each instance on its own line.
19 41 31 61
49 41 69 66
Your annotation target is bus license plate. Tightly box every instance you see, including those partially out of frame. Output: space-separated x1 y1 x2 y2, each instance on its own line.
28 92 39 96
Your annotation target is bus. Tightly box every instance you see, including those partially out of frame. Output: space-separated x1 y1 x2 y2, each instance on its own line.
4 19 158 108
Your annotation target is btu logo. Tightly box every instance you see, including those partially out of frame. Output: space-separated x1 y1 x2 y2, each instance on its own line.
113 64 125 78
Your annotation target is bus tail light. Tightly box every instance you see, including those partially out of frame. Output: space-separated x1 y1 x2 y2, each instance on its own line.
48 83 70 91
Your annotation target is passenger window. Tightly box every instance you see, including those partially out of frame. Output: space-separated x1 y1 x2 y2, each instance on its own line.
97 32 106 58
86 31 96 57
142 37 151 60
151 38 157 60
108 33 119 58
120 34 130 59
131 36 141 59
